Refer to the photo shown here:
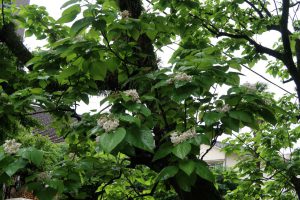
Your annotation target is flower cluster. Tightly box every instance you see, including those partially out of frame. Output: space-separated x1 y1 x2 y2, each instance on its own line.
3 139 21 154
216 104 230 113
168 72 193 84
97 116 119 133
174 72 193 82
120 10 130 19
170 128 197 145
123 89 141 103
242 82 256 91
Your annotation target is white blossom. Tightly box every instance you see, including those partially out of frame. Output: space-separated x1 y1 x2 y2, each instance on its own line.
170 128 197 145
3 139 21 154
120 10 130 19
173 72 193 82
124 89 141 103
97 116 119 133
97 116 108 126
242 82 256 91
216 104 230 113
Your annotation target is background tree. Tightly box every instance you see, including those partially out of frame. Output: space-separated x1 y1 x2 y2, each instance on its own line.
217 93 300 199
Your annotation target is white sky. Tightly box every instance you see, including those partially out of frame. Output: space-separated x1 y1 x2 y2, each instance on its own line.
25 0 297 114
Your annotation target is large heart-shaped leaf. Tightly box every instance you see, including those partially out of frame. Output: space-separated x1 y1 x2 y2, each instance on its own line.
172 142 191 159
99 128 126 153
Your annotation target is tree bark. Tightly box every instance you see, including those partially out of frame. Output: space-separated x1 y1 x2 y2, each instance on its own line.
291 176 300 200
0 23 33 65
117 1 222 199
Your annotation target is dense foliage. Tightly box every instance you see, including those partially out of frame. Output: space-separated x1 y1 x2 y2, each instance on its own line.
0 0 300 199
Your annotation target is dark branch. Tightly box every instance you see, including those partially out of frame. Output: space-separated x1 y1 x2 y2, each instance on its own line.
245 0 265 18
290 1 300 7
215 31 283 60
0 23 33 65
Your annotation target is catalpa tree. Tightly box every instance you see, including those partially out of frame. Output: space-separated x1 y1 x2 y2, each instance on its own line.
0 0 297 199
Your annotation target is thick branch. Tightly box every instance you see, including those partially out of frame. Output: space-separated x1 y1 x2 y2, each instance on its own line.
215 31 283 60
0 23 33 65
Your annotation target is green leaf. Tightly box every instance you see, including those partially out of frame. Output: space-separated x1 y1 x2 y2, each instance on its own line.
5 158 27 176
126 128 155 152
89 61 107 81
229 111 253 123
61 0 80 9
156 166 178 181
57 4 81 24
179 160 195 176
203 112 223 126
71 17 93 36
119 115 141 127
259 108 276 125
19 147 44 166
175 171 196 192
195 161 214 182
172 142 191 159
59 65 78 78
29 148 44 166
221 117 240 132
146 29 157 41
99 128 126 153
80 93 89 105
139 105 151 117
153 143 172 161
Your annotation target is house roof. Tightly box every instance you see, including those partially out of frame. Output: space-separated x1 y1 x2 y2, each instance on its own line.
31 108 64 143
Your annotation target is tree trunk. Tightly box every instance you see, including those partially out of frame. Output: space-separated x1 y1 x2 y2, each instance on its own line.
291 176 300 199
117 1 222 199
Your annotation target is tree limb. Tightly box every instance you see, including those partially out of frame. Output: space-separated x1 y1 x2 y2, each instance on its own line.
0 23 33 65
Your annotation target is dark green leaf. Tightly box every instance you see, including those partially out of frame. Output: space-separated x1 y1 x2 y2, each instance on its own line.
156 166 178 181
89 61 107 81
99 128 126 153
172 142 191 159
229 111 253 123
126 128 155 153
153 142 172 161
179 160 195 176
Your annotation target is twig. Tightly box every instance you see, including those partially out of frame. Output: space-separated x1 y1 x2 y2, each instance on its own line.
201 136 218 160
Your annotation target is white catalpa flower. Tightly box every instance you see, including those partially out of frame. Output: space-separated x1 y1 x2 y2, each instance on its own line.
97 116 108 126
3 139 21 154
124 89 141 103
173 72 193 82
216 104 230 113
120 10 130 19
102 118 120 132
170 128 197 145
242 82 256 91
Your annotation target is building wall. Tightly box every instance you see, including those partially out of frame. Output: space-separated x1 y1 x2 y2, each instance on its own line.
200 144 239 168
15 0 30 38
225 153 239 167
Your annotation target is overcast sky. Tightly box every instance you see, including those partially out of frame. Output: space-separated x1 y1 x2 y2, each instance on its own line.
25 0 297 114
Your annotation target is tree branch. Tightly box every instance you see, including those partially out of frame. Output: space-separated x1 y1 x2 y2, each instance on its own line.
215 30 283 60
245 0 265 18
0 23 33 65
